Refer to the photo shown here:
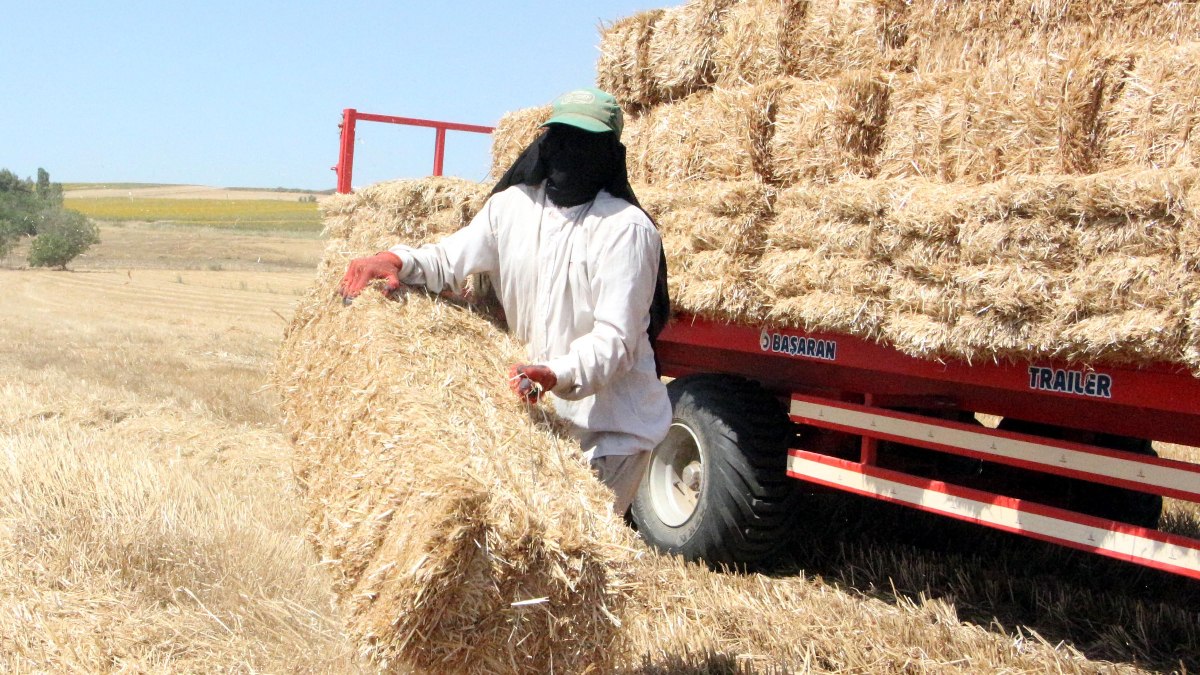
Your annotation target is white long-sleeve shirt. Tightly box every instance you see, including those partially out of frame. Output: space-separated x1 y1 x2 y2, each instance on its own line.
389 182 672 458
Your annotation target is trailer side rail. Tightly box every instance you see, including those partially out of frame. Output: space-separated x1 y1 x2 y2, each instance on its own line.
787 450 1200 579
334 108 494 193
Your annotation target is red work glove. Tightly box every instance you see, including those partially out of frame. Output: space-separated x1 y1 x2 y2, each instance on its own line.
507 364 558 403
339 251 403 299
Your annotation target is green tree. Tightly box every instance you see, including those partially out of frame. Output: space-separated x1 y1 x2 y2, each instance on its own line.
28 208 99 269
0 219 21 258
0 169 37 236
35 167 63 207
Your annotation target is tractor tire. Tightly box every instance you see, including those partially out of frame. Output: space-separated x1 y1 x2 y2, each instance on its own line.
631 373 800 568
996 418 1163 529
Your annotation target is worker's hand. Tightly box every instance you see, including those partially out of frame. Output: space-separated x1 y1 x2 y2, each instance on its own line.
339 251 403 299
508 364 558 403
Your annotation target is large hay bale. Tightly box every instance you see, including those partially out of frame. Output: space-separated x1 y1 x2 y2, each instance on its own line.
878 50 1127 183
769 72 890 184
647 0 738 101
488 105 552 182
1103 42 1200 171
596 10 664 111
280 179 642 673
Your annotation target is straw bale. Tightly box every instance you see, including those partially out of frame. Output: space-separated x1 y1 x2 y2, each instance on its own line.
874 70 970 182
876 235 959 283
958 263 1058 320
766 209 875 255
669 250 767 322
277 265 641 672
757 231 891 339
950 312 1043 363
882 311 957 360
958 216 1078 268
320 178 490 252
769 72 891 184
637 179 774 219
888 273 960 321
758 248 890 297
488 105 552 181
713 0 809 86
898 0 1200 71
780 0 891 79
1187 279 1200 372
648 180 775 256
1060 255 1186 316
1069 167 1196 220
878 50 1126 183
596 10 664 111
775 178 892 221
1045 307 1188 365
1104 42 1200 171
648 0 739 101
768 291 887 338
627 84 777 185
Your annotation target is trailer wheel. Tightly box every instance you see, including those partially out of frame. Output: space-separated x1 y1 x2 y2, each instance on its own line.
631 373 799 568
996 419 1162 528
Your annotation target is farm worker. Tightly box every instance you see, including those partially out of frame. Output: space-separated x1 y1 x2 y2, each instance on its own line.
339 87 671 516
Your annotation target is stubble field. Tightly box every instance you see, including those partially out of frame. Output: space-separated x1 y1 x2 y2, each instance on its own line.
0 189 1197 673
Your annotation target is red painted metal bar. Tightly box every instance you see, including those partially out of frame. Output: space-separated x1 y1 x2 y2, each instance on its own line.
787 450 1200 580
333 109 495 193
789 394 1200 501
433 127 447 177
336 108 358 195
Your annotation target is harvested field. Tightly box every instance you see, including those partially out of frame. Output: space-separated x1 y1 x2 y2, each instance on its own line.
0 225 360 672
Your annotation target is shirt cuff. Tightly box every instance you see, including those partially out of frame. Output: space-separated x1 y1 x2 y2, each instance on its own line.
544 357 578 398
386 246 423 286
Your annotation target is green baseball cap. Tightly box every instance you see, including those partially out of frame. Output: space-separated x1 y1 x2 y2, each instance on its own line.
542 87 624 140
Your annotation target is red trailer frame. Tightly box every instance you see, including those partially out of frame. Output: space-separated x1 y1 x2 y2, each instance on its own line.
655 315 1200 579
333 108 494 194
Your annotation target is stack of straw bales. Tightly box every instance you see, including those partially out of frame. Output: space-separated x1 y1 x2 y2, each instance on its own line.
563 0 1200 372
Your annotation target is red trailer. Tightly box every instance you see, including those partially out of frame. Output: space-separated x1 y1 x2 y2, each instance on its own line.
633 314 1200 579
333 111 1200 581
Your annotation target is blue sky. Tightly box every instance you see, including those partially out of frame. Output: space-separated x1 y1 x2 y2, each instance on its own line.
2 1 667 190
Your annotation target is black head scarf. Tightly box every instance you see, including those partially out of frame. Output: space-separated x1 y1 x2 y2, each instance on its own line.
491 123 671 349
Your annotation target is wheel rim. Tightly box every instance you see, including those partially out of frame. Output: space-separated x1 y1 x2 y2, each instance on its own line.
646 422 704 527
